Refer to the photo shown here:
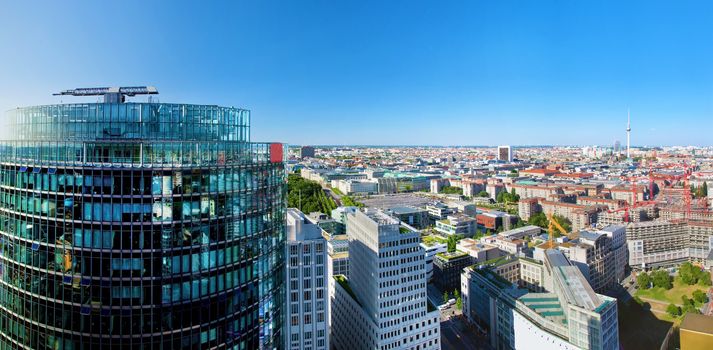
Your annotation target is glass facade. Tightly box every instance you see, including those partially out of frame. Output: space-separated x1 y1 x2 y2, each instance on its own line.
0 103 286 349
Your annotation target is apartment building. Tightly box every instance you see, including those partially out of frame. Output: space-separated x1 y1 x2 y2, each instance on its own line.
331 210 441 350
518 197 542 221
285 209 330 350
627 220 688 269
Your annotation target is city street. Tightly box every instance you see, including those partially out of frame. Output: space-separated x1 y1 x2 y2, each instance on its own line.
427 283 490 349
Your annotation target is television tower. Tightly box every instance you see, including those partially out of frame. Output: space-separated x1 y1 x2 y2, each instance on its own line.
626 108 631 159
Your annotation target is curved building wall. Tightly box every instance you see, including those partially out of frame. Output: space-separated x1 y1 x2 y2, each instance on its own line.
0 103 285 349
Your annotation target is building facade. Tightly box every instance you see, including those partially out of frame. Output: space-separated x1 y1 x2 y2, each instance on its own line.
331 209 440 350
285 209 329 350
0 92 286 349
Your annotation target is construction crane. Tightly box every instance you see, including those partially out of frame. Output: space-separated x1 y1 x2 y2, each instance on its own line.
546 212 569 248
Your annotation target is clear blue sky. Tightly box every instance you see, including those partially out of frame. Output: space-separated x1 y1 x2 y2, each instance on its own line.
1 1 711 146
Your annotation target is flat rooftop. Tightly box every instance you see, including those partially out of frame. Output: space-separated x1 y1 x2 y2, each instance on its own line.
519 293 567 326
680 313 713 335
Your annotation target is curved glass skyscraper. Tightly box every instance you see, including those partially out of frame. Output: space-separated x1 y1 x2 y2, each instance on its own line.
0 89 286 349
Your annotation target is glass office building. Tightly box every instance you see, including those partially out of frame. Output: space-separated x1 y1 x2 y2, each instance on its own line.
0 98 286 349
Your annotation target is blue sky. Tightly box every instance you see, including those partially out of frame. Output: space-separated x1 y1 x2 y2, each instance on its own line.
0 1 711 146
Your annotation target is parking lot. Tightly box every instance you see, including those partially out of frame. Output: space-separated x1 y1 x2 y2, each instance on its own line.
360 193 434 209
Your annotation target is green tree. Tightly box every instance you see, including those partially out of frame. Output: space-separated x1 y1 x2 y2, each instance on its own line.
636 272 651 290
447 235 457 253
652 269 673 290
693 290 708 304
477 190 489 198
666 303 681 317
679 262 696 285
453 289 460 299
698 272 712 286
441 186 462 195
456 295 463 311
528 212 548 228
443 291 449 305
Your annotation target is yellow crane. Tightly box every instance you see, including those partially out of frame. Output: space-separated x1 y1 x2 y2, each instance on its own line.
546 213 569 248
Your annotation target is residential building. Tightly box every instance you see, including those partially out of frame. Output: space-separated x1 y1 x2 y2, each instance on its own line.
0 90 286 348
331 209 441 350
457 238 503 263
627 220 713 269
285 209 330 350
517 197 542 221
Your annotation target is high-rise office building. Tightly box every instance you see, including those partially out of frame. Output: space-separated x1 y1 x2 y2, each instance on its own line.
300 146 316 159
0 87 286 349
285 208 329 350
498 145 513 162
331 209 441 350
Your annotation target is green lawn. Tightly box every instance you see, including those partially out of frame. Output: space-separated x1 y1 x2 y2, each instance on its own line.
636 278 708 306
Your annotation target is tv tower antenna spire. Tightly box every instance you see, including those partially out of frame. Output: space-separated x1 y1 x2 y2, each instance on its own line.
626 108 631 159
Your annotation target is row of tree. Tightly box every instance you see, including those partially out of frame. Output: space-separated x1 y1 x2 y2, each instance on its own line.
636 269 673 290
496 189 520 203
287 173 337 214
679 262 712 286
691 181 708 199
440 186 462 195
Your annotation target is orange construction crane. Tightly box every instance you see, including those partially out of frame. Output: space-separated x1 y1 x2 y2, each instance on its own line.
547 213 569 248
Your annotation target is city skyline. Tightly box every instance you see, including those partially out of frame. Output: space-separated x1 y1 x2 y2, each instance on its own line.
1 1 712 146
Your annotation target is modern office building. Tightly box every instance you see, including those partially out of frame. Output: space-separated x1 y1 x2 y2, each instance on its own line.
300 146 316 159
566 231 616 293
421 241 447 281
435 214 477 237
331 209 441 350
598 225 627 282
386 206 430 229
432 251 471 292
498 145 513 162
327 234 349 277
461 249 619 350
285 209 329 350
0 87 286 349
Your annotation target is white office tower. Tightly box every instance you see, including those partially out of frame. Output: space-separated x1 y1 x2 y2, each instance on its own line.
285 209 330 350
498 145 513 162
331 209 441 350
